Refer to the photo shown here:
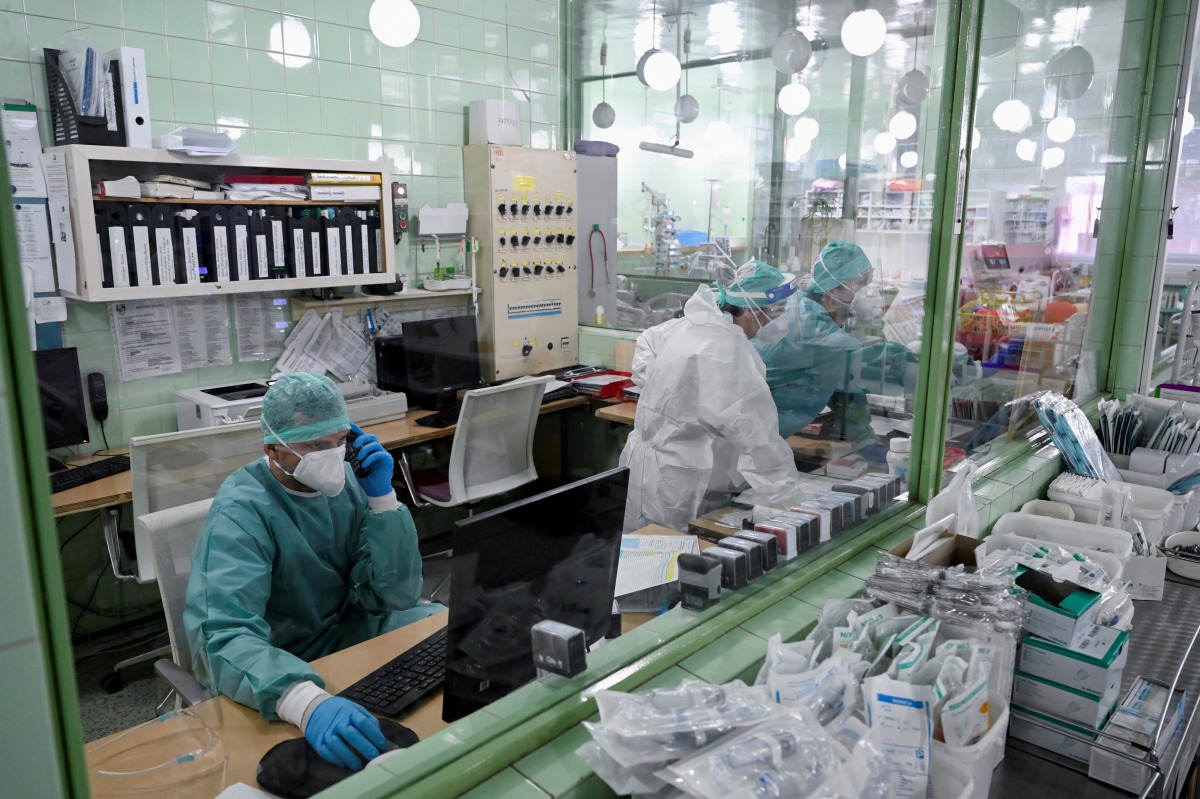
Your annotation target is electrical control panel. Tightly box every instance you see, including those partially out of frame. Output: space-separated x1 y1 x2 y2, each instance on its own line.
463 145 579 380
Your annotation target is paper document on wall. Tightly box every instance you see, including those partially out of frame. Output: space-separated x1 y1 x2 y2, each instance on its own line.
110 299 183 381
13 200 56 293
40 153 77 294
304 308 373 382
374 306 424 337
614 533 701 598
2 104 47 197
273 309 327 377
174 296 232 370
234 295 289 362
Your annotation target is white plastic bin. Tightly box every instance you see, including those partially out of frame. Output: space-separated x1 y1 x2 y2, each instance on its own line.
975 532 1125 580
1116 468 1200 534
931 756 975 799
931 696 1008 799
1048 478 1174 545
991 514 1134 560
1020 499 1075 520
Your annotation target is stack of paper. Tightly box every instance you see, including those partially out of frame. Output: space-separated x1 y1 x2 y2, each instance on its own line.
155 127 236 157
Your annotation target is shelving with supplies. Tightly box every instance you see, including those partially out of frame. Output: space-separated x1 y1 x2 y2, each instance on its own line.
48 145 397 302
855 189 935 232
1004 195 1052 244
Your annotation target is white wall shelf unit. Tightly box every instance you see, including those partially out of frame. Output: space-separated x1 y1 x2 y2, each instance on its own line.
48 145 396 302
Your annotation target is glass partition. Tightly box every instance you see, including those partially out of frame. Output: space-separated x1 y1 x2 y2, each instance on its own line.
945 0 1138 460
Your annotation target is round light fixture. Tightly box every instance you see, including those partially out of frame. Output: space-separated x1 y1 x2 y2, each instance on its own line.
1042 147 1065 169
841 9 887 57
637 49 681 91
992 99 1030 132
1184 111 1196 136
838 153 847 170
1045 45 1095 101
792 116 819 141
873 131 897 155
898 69 930 104
980 0 1021 57
369 0 421 48
706 119 733 148
777 83 811 116
592 102 615 129
972 128 981 150
786 137 812 163
888 111 917 139
675 94 700 123
1016 138 1037 161
900 151 918 168
1046 115 1075 143
772 29 812 74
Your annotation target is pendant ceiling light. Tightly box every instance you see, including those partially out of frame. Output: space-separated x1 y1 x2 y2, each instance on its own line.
841 9 886 57
592 41 615 128
637 0 681 91
1042 6 1091 146
899 151 918 168
675 23 700 123
778 82 811 116
1016 138 1037 162
369 0 421 48
772 28 812 74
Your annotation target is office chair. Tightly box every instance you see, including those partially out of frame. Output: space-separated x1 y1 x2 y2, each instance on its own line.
397 376 552 508
138 498 215 711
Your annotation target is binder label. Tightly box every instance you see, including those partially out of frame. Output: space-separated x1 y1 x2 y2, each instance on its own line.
131 226 154 286
310 231 322 275
343 227 355 275
182 228 200 283
155 227 177 284
234 225 250 281
255 234 268 279
326 229 342 276
359 226 369 274
214 226 230 281
293 228 306 274
109 228 131 288
272 220 285 266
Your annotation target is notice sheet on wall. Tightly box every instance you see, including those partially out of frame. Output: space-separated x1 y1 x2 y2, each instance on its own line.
233 295 289 362
174 296 232 371
110 299 182 381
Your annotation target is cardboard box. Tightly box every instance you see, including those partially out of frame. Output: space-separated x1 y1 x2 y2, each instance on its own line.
1089 678 1187 793
1022 580 1102 648
1019 626 1129 697
889 532 979 569
468 99 522 145
1013 670 1122 729
1009 707 1096 764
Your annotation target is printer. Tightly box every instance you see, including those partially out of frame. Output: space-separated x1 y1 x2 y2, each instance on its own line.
176 379 408 431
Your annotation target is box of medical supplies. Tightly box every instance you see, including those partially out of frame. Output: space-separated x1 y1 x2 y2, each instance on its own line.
1089 678 1186 793
1009 706 1096 764
468 99 522 145
889 532 980 570
1023 585 1102 648
1018 626 1129 698
1012 670 1122 729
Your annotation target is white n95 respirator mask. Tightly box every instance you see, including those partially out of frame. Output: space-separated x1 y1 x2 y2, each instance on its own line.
755 313 790 344
273 443 348 497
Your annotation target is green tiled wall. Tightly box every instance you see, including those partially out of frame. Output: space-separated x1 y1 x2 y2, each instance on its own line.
2 0 560 446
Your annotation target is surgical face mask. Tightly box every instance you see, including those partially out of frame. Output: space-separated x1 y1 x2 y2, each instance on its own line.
755 313 789 344
275 443 347 496
850 288 881 320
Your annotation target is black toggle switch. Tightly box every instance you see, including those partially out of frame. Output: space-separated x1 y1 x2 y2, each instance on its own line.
521 344 533 356
522 266 532 275
521 235 531 246
498 237 506 247
497 204 506 216
555 265 565 273
533 235 542 245
534 264 544 274
533 204 542 215
566 205 574 215
556 233 566 244
509 235 519 247
521 204 530 215
498 266 509 277
555 204 565 215
509 203 518 216
565 234 576 245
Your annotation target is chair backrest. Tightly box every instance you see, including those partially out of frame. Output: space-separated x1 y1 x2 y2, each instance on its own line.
445 376 552 505
138 498 214 669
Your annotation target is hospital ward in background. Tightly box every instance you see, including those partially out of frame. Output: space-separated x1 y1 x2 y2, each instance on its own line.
9 0 1200 798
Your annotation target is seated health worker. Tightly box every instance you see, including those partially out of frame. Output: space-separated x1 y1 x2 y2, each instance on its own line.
185 372 442 770
754 240 880 452
620 261 803 533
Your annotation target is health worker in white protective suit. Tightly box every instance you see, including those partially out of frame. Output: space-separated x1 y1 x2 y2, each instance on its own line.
620 261 804 533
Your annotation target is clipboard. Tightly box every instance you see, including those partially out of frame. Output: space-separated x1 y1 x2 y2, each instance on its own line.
127 204 156 286
149 203 178 285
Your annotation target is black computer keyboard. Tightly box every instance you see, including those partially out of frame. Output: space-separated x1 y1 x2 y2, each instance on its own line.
339 627 447 716
49 454 131 493
415 406 461 428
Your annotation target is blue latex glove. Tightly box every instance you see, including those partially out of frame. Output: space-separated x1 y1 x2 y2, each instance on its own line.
858 443 889 463
349 423 394 497
304 696 388 770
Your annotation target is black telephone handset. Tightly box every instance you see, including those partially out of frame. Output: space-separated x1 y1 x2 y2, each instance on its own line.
345 437 371 478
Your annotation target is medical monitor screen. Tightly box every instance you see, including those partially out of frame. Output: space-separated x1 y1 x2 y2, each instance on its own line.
374 315 482 404
441 467 629 722
35 348 90 449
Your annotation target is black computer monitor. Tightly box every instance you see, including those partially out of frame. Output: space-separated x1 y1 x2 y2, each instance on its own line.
441 467 629 722
374 315 483 409
35 348 90 450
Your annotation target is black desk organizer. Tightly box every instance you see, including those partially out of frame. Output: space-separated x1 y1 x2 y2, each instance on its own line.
43 47 126 146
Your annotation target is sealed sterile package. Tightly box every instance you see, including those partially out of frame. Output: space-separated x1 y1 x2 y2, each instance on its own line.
755 635 816 685
765 648 863 726
861 675 935 799
664 710 849 799
1020 390 1120 480
938 673 990 747
575 740 670 795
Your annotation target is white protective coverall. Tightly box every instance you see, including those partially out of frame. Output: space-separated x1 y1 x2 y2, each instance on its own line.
620 286 801 533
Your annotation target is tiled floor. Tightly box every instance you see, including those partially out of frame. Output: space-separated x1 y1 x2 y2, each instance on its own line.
75 643 165 742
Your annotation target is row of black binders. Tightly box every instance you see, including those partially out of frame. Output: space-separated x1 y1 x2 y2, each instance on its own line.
93 202 385 288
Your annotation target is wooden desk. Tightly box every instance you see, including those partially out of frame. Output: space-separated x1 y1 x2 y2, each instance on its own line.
595 401 637 425
51 398 588 518
84 613 450 797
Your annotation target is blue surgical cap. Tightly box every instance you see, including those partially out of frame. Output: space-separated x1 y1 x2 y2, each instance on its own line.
716 261 798 308
811 241 871 294
261 372 351 445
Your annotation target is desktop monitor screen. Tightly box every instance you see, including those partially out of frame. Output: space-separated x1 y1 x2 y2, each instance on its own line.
441 467 629 722
374 315 482 407
35 348 90 450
